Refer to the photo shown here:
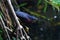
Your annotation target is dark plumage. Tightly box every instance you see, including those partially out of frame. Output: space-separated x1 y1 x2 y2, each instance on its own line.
16 10 38 23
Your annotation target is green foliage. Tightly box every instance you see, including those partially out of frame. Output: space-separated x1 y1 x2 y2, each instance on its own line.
18 3 27 7
45 0 60 10
50 0 60 6
43 1 48 13
37 0 41 6
23 7 53 21
0 11 2 16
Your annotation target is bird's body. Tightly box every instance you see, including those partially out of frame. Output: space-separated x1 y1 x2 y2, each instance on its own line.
16 10 38 23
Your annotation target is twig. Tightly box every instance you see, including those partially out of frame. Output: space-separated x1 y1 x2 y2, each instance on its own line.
0 16 11 40
7 0 31 40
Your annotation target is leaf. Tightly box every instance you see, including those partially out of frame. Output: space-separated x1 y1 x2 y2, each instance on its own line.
18 3 27 7
43 1 48 13
22 7 53 21
45 0 60 10
37 0 41 6
50 0 60 6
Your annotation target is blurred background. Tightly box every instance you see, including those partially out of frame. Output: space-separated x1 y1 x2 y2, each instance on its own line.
0 0 60 40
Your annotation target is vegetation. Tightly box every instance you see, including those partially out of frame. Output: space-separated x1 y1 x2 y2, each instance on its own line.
0 0 60 40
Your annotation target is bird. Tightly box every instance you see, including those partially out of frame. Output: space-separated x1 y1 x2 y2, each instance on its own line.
16 10 38 23
12 0 38 23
